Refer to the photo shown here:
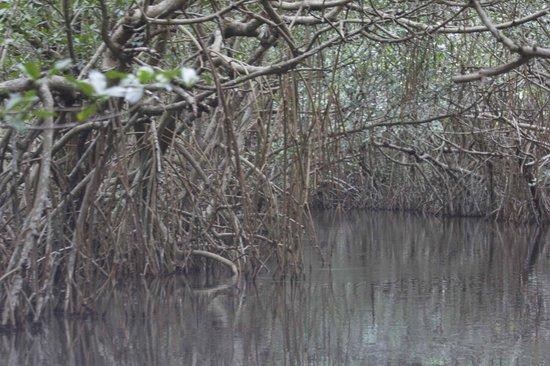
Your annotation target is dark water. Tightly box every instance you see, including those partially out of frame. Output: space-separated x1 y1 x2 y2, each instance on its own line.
1 212 549 365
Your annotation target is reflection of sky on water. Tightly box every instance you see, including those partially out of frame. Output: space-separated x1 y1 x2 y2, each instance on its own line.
1 211 549 365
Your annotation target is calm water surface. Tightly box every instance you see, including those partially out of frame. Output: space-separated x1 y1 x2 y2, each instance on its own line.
1 212 549 365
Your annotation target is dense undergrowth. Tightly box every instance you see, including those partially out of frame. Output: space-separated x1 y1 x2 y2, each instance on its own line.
0 0 548 328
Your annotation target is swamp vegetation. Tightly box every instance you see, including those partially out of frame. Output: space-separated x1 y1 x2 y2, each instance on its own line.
0 0 549 330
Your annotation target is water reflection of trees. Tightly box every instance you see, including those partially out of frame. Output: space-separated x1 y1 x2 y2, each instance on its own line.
1 213 549 365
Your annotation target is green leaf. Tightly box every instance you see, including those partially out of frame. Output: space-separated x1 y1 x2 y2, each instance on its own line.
163 69 180 80
73 80 95 97
33 109 56 118
105 70 127 80
76 104 97 121
137 66 154 84
18 61 41 80
23 90 37 99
